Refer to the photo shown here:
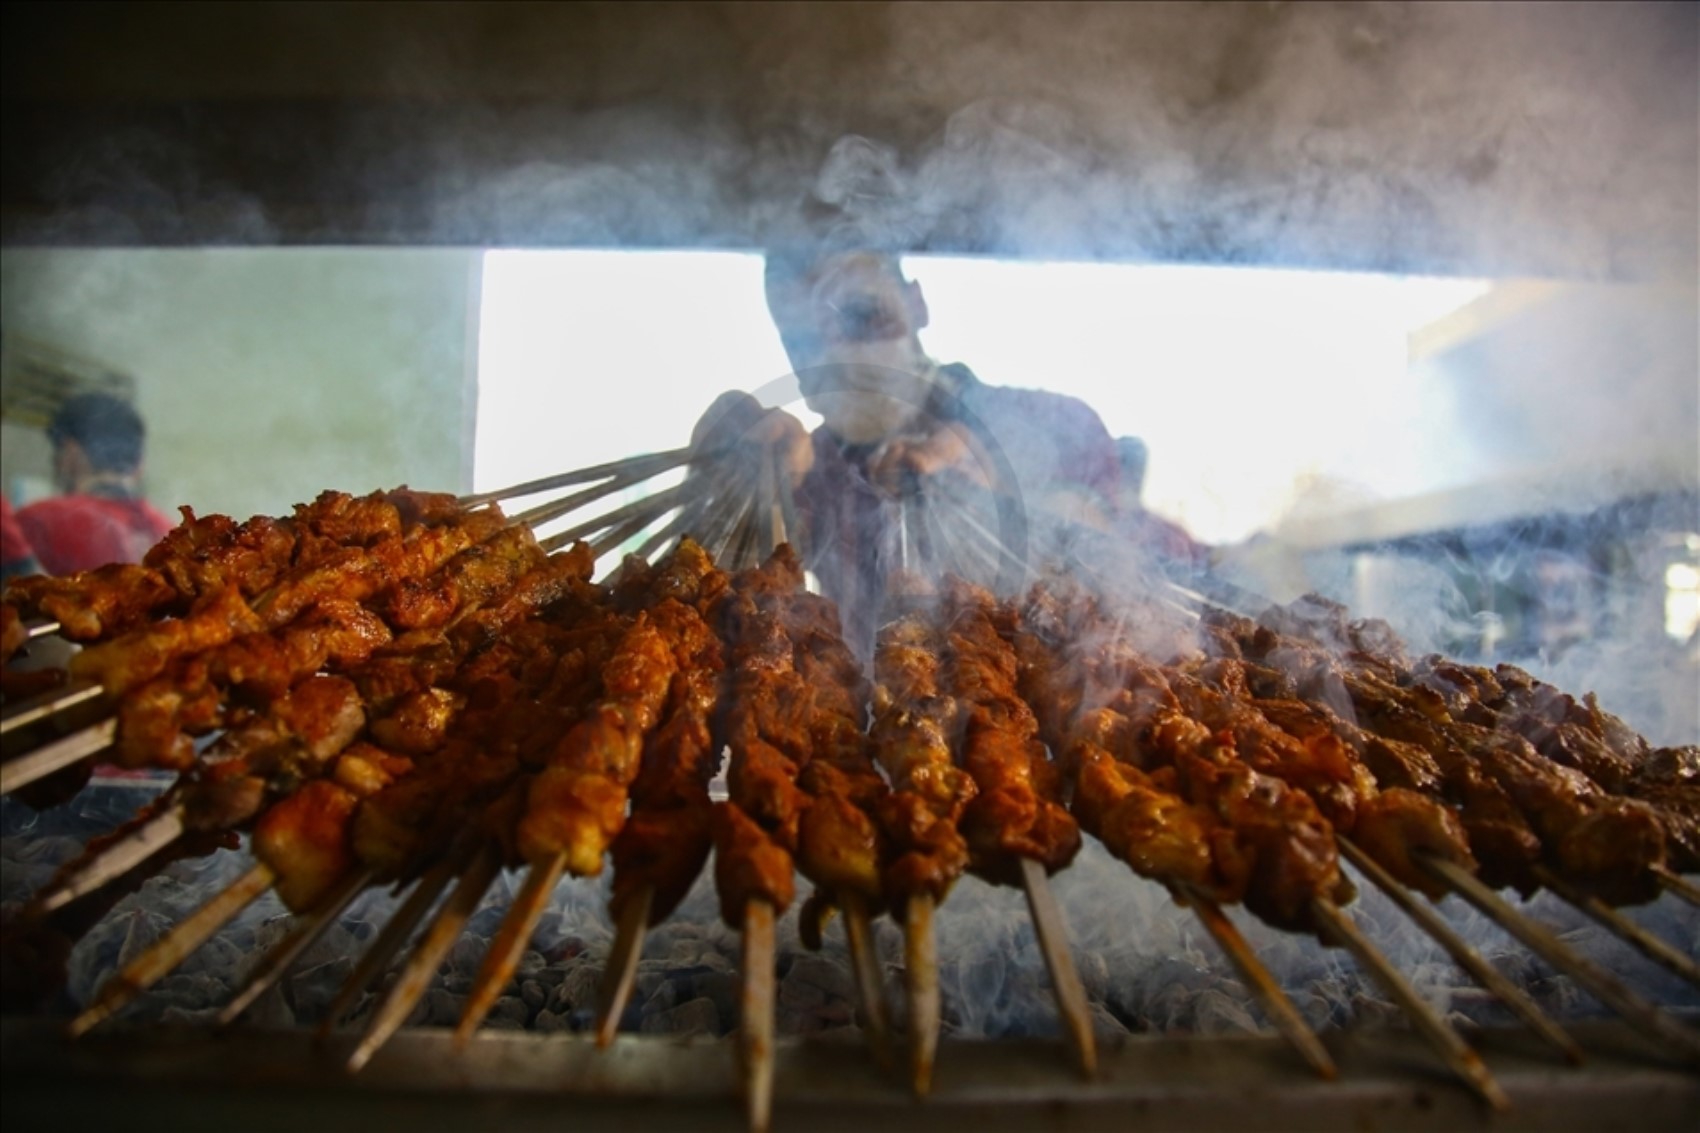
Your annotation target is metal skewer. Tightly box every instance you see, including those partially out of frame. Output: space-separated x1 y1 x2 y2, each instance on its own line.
29 807 187 918
772 451 800 555
1653 864 1700 909
22 617 63 640
0 680 106 738
539 481 699 553
1 716 116 795
1309 897 1510 1111
1530 864 1700 991
707 497 755 569
840 891 894 1072
740 897 778 1133
904 892 940 1097
509 468 671 534
454 853 568 1046
346 844 503 1073
457 447 698 509
1336 841 1583 1064
583 508 677 562
217 868 374 1026
1177 883 1338 1078
1419 853 1700 1066
1019 856 1097 1080
631 506 697 564
316 840 479 1035
69 861 277 1038
594 884 655 1047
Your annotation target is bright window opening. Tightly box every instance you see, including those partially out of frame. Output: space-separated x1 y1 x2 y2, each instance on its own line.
475 251 1488 547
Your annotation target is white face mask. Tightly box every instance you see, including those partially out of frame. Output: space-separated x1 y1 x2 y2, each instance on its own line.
803 341 936 444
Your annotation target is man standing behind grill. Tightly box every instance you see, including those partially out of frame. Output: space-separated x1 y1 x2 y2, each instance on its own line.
693 247 1130 654
15 392 175 576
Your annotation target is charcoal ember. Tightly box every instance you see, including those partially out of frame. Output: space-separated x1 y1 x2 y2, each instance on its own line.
547 963 603 1014
520 979 547 1013
294 921 369 972
0 835 86 899
642 979 679 1015
1123 957 1218 1033
175 934 242 979
1348 990 1405 1031
245 982 296 1028
161 1004 222 1026
630 959 669 1005
483 995 531 1030
516 949 545 978
786 953 855 1002
425 987 466 1026
468 905 510 939
640 995 718 1037
1191 987 1261 1035
64 917 129 1005
808 999 856 1030
116 907 175 968
532 1007 570 1034
250 914 295 957
291 957 355 1019
1089 1002 1130 1041
447 935 489 975
687 968 738 1021
153 971 228 1013
1074 948 1111 1005
778 975 826 1012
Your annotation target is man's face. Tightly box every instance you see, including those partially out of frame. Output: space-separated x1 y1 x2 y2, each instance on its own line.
767 254 933 444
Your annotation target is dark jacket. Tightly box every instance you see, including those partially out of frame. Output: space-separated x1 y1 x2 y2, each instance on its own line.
796 363 1121 654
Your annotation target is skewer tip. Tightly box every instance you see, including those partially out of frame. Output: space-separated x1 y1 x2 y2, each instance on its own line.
594 884 654 1049
840 892 895 1074
741 899 777 1133
905 892 940 1098
1018 857 1097 1080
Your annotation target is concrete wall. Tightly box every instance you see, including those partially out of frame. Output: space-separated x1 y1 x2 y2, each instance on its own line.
0 249 480 521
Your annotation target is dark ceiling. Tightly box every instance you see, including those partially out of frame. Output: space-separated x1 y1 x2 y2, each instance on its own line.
3 1 1695 279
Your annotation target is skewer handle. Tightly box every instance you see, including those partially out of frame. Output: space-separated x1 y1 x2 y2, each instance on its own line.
70 861 276 1038
218 868 372 1027
0 680 106 738
1019 857 1097 1080
740 898 778 1133
1532 865 1700 992
30 806 186 918
1 717 115 796
595 884 654 1048
1310 897 1510 1112
1336 840 1583 1065
905 892 940 1098
840 892 894 1073
1178 884 1338 1079
1422 853 1700 1066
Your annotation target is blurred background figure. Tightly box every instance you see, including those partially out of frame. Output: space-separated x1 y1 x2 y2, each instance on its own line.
14 392 174 575
1 493 42 582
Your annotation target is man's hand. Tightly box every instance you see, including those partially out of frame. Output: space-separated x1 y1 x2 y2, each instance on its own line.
866 422 993 496
690 391 814 490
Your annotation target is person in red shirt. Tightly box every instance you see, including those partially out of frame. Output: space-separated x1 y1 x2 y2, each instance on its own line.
15 392 176 576
1 493 43 582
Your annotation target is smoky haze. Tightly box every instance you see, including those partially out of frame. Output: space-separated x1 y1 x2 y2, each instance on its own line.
0 0 1696 1048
